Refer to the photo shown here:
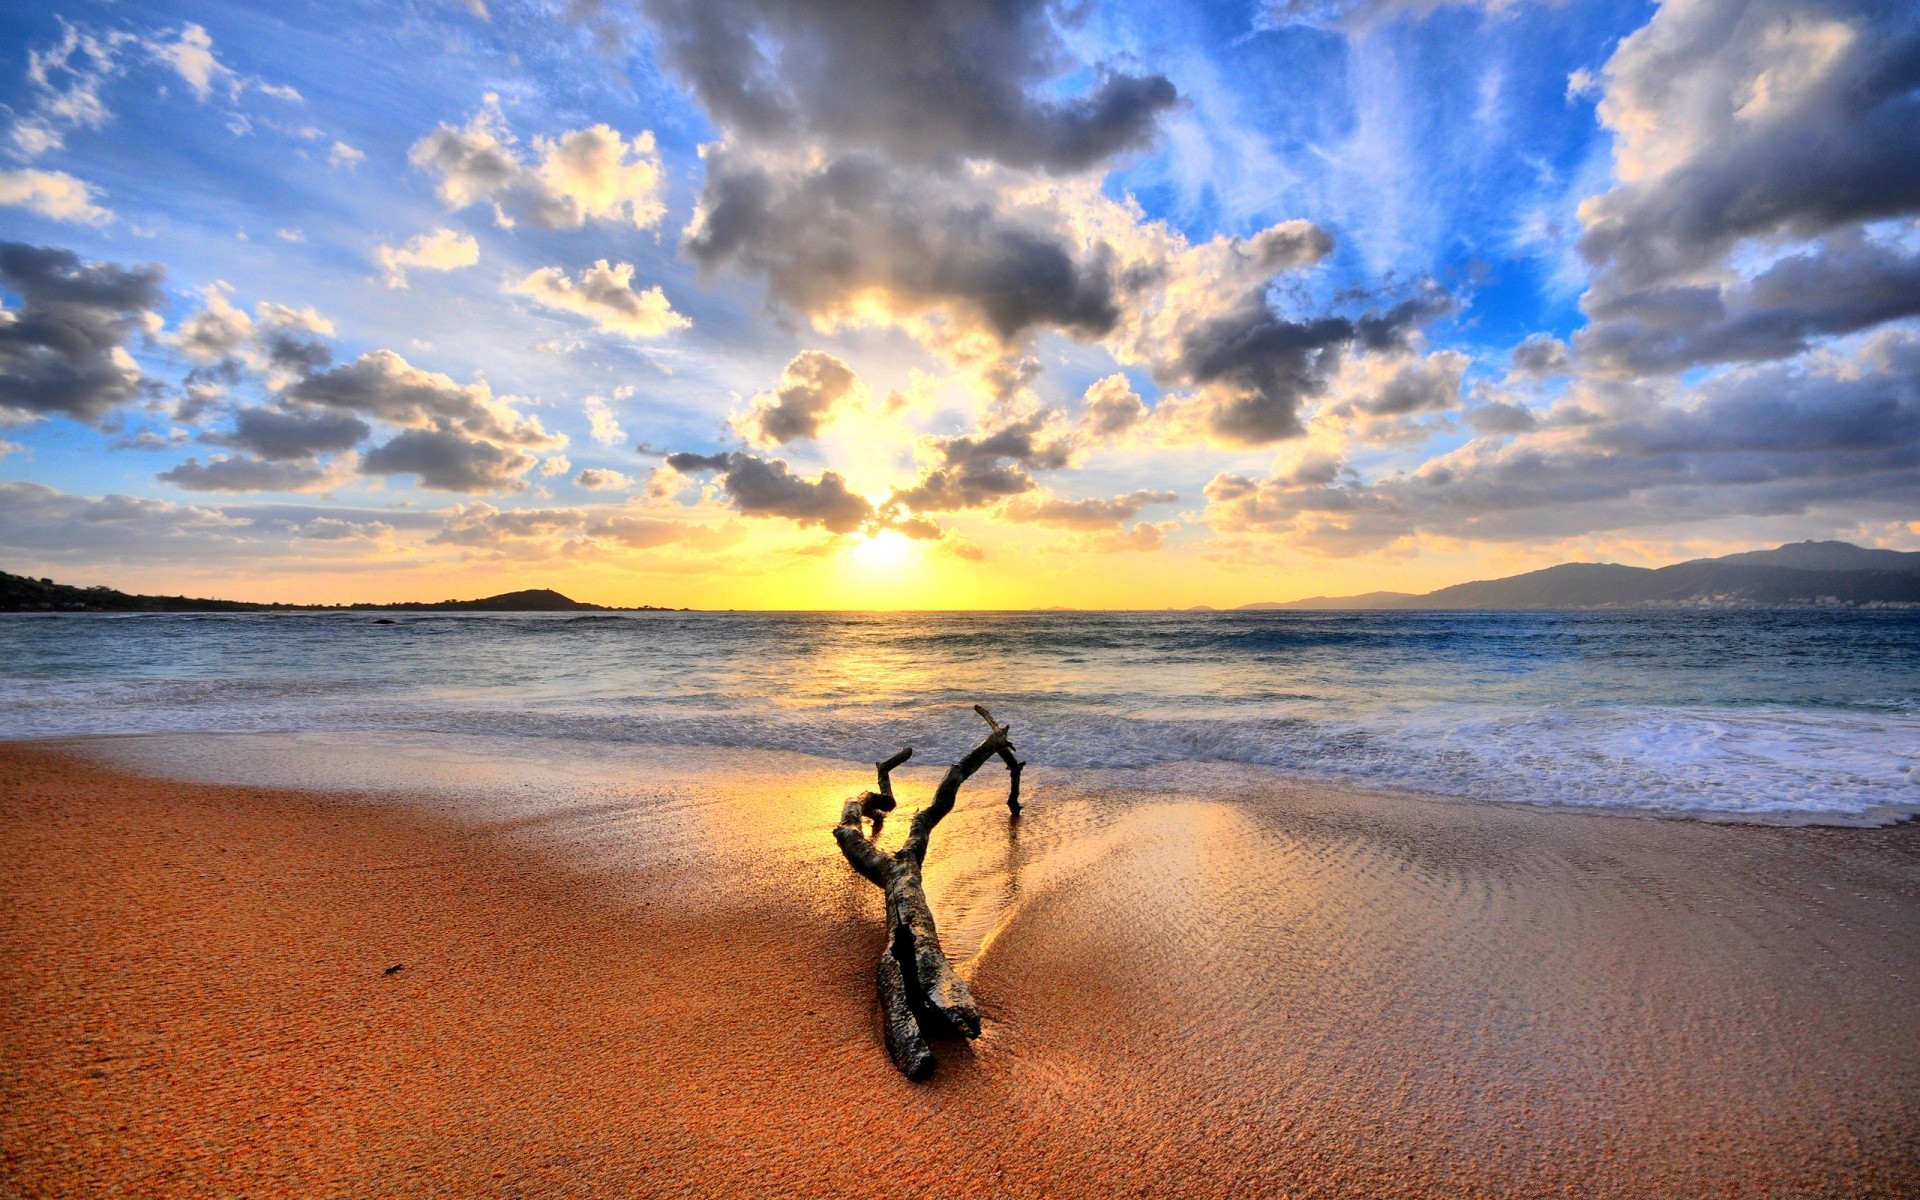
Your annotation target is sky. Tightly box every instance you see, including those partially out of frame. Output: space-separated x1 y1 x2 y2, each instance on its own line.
0 0 1916 608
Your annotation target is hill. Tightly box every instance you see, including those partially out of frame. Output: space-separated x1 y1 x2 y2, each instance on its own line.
0 570 674 613
1245 542 1920 611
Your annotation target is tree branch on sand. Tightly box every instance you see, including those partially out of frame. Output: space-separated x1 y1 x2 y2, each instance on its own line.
833 704 1024 1079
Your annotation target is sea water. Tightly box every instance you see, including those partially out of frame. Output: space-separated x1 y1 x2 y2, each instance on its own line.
2 609 1916 823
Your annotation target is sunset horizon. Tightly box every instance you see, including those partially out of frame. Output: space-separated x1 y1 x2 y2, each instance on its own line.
4 0 1916 610
4 2 1918 1196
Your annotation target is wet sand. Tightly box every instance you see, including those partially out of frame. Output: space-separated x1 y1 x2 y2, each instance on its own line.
3 740 1918 1198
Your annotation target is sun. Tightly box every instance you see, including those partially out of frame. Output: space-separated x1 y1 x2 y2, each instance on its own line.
848 528 916 571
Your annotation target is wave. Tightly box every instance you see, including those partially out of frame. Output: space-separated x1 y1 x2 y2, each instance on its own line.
3 609 1915 823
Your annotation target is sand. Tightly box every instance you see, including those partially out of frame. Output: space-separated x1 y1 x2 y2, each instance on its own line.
3 739 1918 1198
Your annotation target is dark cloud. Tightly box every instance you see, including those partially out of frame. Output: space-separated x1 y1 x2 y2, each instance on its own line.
1206 331 1920 552
261 328 332 375
157 454 343 493
667 449 874 533
1578 233 1920 375
685 149 1121 344
638 0 1176 171
1578 0 1920 292
362 429 538 494
886 412 1076 513
1508 335 1571 380
1573 0 1920 376
284 350 557 448
210 406 369 461
1171 287 1448 444
735 350 860 445
0 241 163 424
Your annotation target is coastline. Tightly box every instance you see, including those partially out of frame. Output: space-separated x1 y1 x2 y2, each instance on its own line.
4 738 1917 1198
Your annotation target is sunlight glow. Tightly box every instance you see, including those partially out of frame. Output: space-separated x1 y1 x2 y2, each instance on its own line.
848 529 916 573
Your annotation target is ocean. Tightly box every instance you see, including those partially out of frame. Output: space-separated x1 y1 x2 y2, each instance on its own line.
3 608 1917 824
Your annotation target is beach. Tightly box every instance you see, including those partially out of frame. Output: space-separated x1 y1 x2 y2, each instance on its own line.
4 737 1917 1198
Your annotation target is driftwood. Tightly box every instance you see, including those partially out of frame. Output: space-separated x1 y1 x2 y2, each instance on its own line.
833 704 1024 1078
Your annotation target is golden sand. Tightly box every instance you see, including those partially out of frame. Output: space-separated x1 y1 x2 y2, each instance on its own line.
2 742 1917 1197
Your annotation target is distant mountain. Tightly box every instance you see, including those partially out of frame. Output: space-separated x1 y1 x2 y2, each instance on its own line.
0 570 677 613
1697 540 1920 573
1244 543 1920 611
361 588 606 612
1241 590 1416 611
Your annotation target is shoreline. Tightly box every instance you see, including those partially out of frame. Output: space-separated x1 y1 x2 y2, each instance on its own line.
24 728 1920 830
4 739 1918 1197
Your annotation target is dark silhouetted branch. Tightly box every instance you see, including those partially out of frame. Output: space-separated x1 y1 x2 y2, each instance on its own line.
832 706 1023 1078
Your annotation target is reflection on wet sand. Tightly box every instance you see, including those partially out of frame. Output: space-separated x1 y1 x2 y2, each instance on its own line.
12 734 1919 1197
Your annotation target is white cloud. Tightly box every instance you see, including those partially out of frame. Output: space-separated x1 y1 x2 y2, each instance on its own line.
582 395 628 445
375 227 481 289
149 24 237 102
0 169 112 225
328 140 365 169
509 260 689 338
409 95 667 230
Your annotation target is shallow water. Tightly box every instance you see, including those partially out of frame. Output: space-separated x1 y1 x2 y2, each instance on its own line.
3 608 1917 822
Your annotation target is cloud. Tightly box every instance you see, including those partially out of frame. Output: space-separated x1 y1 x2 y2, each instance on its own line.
1002 488 1178 529
285 349 561 449
887 408 1078 514
0 241 164 425
375 227 480 289
732 350 863 446
638 0 1177 172
329 141 365 169
0 480 248 557
157 453 348 493
0 169 113 225
1160 286 1450 445
1578 229 1920 375
361 427 538 493
10 22 129 158
410 96 666 230
282 516 390 541
1508 335 1571 379
277 349 562 493
9 20 295 157
428 500 723 554
582 394 626 445
148 24 238 103
172 284 255 362
575 468 634 490
509 260 688 337
1464 400 1539 435
647 0 1429 463
0 482 443 568
208 406 370 460
684 149 1126 345
1333 349 1468 418
1572 0 1920 374
1204 330 1920 553
168 286 336 393
666 450 874 533
1077 374 1149 440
